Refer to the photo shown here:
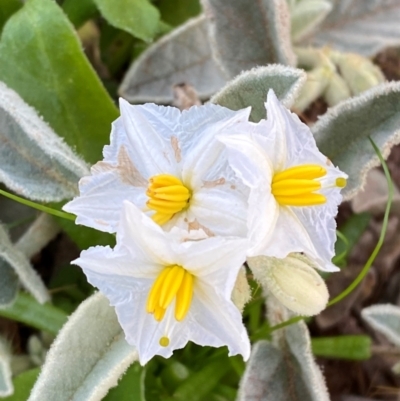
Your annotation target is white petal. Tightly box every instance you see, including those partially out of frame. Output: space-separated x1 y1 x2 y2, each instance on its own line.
187 282 251 360
219 134 280 253
63 170 146 233
188 185 248 237
119 201 177 266
119 99 180 177
181 106 251 188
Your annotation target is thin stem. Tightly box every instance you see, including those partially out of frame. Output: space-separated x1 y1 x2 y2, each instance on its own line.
0 189 76 222
328 137 393 307
269 315 304 333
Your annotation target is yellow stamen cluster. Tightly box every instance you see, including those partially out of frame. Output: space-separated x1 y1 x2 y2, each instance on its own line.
272 164 328 206
146 265 194 323
146 174 191 225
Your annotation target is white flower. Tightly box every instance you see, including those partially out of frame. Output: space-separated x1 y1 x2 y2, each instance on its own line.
64 100 251 238
219 90 347 271
73 201 251 365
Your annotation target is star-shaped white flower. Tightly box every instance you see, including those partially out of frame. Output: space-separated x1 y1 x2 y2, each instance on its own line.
64 101 251 238
73 201 251 365
219 90 347 272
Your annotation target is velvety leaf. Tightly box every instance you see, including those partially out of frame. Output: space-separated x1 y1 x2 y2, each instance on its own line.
0 0 119 164
0 261 18 307
211 65 306 122
0 293 67 335
306 0 400 56
290 0 332 43
119 15 226 104
201 0 296 79
362 304 400 348
312 81 400 199
103 363 145 401
28 293 138 401
0 224 48 304
15 213 60 260
0 82 88 202
0 337 13 397
311 335 372 360
238 320 329 400
92 0 160 42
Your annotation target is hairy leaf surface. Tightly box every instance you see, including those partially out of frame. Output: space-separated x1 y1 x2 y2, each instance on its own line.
28 293 138 401
312 82 400 199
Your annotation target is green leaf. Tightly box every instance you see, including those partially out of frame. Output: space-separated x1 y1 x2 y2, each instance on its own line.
0 292 67 335
201 0 296 79
103 363 145 401
93 0 160 42
0 0 21 34
311 335 372 360
2 368 40 401
211 65 306 122
119 15 226 104
28 293 138 401
62 0 97 29
158 0 200 26
362 304 400 348
173 355 232 401
312 81 400 200
0 0 118 164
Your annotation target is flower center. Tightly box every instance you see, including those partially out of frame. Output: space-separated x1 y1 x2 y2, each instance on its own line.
146 174 191 225
271 164 333 206
146 265 195 324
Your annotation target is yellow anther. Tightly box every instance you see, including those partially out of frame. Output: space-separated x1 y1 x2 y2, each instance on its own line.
159 336 170 347
147 174 191 225
154 305 166 322
273 165 326 183
146 265 195 324
272 164 327 207
175 271 194 321
147 267 171 313
336 177 347 188
159 265 185 309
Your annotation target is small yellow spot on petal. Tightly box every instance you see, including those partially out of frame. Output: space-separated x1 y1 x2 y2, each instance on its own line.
336 177 347 188
159 336 170 347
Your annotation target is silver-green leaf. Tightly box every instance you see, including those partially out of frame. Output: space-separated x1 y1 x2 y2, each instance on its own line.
211 65 306 122
290 0 332 43
238 321 329 400
119 15 226 104
312 81 400 199
28 292 138 401
0 82 89 203
0 224 49 305
0 337 13 397
306 0 400 56
201 0 296 79
361 304 400 348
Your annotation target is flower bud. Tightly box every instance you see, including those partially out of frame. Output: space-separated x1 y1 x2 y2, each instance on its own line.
248 253 329 316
